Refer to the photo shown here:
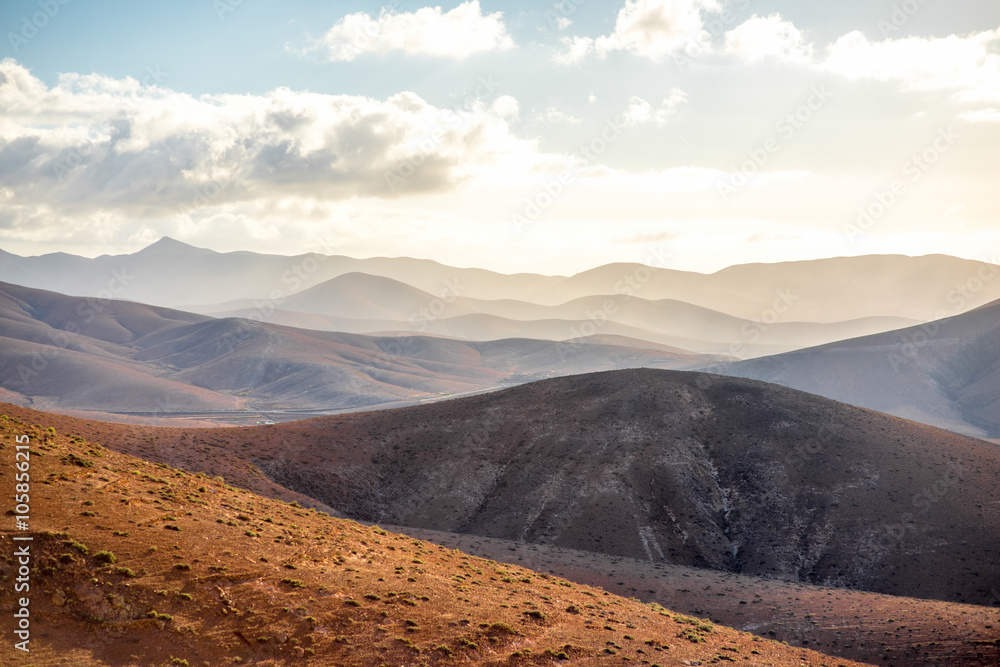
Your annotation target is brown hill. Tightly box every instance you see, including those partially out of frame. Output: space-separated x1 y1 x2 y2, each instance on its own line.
395 526 1000 667
0 411 868 666
5 367 999 608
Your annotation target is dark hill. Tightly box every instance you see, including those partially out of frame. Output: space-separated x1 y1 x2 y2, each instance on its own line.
21 369 999 606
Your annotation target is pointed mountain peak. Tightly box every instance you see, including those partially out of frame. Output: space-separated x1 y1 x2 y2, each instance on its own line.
139 237 205 255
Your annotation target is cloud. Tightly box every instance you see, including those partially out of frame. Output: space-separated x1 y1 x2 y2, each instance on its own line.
622 89 688 127
491 95 520 120
723 14 814 65
301 1 514 62
0 59 539 243
535 107 583 124
554 0 721 64
822 29 1000 95
553 36 596 65
959 108 1000 123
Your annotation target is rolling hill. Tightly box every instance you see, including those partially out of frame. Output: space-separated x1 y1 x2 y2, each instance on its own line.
1 412 873 666
726 297 1000 438
13 369 998 608
0 281 717 422
5 404 1000 665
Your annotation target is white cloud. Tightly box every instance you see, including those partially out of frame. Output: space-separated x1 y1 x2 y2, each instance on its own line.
554 0 721 64
535 107 583 124
555 17 572 30
959 108 1000 123
622 89 688 127
0 59 540 245
822 29 1000 95
723 14 814 65
491 95 520 120
302 1 514 62
553 35 595 65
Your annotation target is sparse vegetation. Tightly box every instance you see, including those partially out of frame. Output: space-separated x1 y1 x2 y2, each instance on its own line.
93 551 117 565
3 404 986 667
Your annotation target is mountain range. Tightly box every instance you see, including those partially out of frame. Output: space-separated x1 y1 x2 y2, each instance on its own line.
0 280 718 423
4 239 998 358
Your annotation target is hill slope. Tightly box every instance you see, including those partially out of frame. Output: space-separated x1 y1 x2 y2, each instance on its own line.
0 411 867 666
12 368 998 607
0 282 718 421
725 297 1000 438
6 403 1000 665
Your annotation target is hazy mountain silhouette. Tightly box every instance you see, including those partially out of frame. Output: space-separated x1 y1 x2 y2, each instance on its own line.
197 272 921 357
2 240 997 325
0 281 717 419
726 297 1000 438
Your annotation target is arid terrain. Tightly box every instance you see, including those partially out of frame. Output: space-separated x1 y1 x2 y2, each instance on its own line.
4 367 999 610
394 525 1000 666
0 411 876 666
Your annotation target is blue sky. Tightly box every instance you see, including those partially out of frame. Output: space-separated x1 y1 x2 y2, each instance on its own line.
1 0 999 273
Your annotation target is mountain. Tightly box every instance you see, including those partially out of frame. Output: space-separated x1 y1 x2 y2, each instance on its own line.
528 254 1000 321
2 240 997 325
0 281 717 422
197 272 921 357
2 412 871 666
0 237 566 307
725 297 1000 438
30 368 1000 608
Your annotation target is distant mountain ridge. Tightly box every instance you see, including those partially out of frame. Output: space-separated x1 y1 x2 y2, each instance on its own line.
196 271 922 357
725 296 1000 438
0 281 718 422
2 239 998 324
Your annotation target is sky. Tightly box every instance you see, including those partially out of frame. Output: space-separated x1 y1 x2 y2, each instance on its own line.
0 0 998 275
